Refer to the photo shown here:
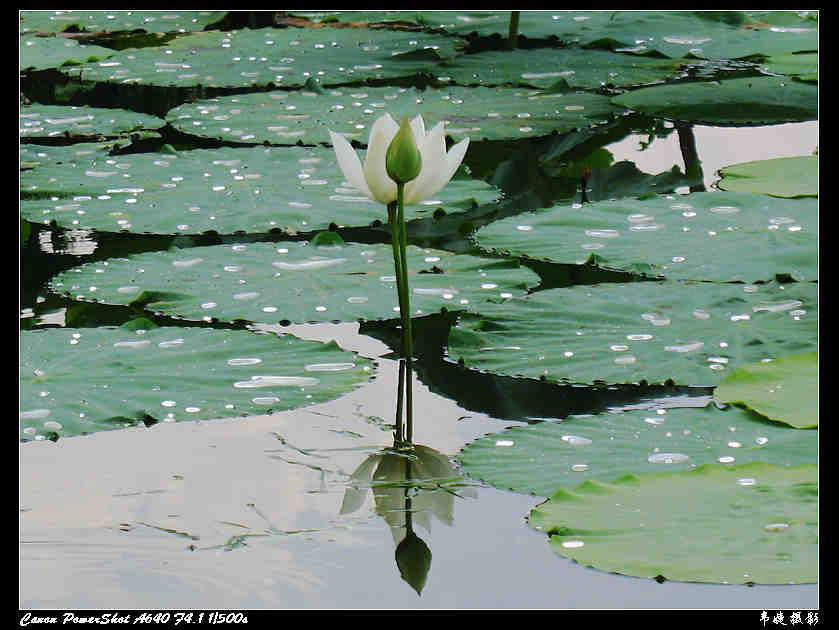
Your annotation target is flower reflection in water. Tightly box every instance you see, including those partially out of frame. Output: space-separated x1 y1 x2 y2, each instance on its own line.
341 443 477 595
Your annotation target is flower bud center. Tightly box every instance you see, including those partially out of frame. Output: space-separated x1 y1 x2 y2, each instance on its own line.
386 116 423 185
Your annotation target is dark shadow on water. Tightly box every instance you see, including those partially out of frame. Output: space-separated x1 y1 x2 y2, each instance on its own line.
361 311 714 425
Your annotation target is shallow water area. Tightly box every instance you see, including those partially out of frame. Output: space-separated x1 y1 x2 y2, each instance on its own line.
607 121 819 192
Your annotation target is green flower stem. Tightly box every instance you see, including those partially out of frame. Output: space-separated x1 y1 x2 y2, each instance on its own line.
389 183 414 444
387 199 404 442
507 11 520 50
395 356 406 443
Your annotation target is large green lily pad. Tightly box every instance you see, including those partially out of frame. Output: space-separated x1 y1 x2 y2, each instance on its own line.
19 325 374 441
448 279 818 387
416 10 818 60
20 104 164 140
611 76 818 125
717 156 818 198
167 84 623 146
715 353 818 429
20 35 116 71
472 191 818 282
435 47 683 89
20 142 143 174
48 241 539 325
20 10 227 35
19 144 499 234
457 404 817 497
528 461 818 584
68 27 460 89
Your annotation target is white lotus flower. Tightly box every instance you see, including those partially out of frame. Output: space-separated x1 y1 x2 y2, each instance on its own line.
329 113 470 206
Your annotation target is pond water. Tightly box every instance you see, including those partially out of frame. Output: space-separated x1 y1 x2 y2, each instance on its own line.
608 121 819 193
20 120 817 611
19 335 819 610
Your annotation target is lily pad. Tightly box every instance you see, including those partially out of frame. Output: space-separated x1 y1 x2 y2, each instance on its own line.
19 10 227 34
717 156 818 198
19 144 499 234
19 104 164 140
415 10 817 59
19 35 115 71
48 241 539 325
69 27 460 90
167 84 623 146
472 191 818 282
612 76 818 126
760 53 818 83
457 404 817 497
436 47 683 89
448 280 818 387
528 461 818 584
715 353 818 429
19 140 130 172
19 325 374 441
